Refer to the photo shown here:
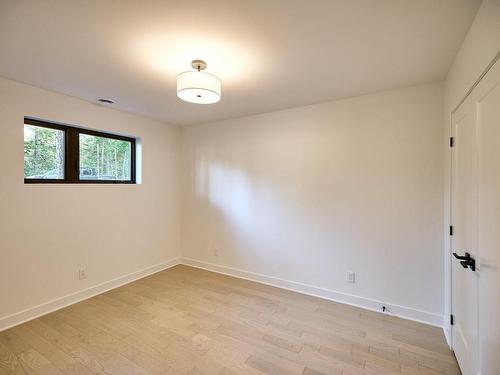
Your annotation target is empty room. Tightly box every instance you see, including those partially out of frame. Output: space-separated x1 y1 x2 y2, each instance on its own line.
0 1 499 374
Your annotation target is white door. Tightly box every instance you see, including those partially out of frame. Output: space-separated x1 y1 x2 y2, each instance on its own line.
451 58 500 375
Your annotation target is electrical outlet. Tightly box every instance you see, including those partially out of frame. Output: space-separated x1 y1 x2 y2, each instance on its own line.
79 267 87 280
213 247 219 256
346 271 355 283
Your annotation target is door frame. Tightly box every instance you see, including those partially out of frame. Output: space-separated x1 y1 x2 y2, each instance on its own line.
448 115 454 349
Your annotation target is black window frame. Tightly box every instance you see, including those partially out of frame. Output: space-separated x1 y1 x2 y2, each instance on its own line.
24 118 136 184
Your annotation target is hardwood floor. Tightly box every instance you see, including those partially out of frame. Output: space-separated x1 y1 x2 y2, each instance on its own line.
0 265 460 375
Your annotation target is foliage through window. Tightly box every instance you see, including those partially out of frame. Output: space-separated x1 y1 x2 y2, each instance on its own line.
24 125 65 179
79 134 132 181
24 118 136 183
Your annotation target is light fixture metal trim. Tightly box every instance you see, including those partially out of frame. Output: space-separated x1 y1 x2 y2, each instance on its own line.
191 59 207 71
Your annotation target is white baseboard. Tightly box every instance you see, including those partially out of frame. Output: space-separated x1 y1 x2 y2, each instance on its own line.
0 257 181 332
0 256 444 332
181 257 444 328
443 325 452 348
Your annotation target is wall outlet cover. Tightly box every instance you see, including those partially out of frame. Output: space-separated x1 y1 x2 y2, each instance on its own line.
346 271 355 283
79 267 87 280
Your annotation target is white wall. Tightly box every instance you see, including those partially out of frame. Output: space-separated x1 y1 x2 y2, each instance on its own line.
442 0 500 342
181 83 445 325
0 77 181 329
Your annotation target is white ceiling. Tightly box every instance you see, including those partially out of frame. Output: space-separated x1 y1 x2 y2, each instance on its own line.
0 0 481 125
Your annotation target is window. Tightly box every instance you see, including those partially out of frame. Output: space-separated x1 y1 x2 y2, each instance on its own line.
24 118 136 183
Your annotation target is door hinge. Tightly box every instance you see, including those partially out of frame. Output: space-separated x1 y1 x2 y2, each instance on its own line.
450 137 455 147
450 314 454 325
450 226 454 236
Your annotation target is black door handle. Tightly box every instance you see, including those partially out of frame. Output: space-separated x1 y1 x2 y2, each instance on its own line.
453 252 476 271
453 252 471 260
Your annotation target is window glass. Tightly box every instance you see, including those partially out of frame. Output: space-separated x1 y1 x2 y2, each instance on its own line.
79 133 132 181
24 125 65 179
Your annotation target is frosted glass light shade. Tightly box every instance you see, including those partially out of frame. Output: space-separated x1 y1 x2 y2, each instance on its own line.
177 71 221 104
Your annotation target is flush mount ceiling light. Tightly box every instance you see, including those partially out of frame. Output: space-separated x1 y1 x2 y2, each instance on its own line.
177 60 221 104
